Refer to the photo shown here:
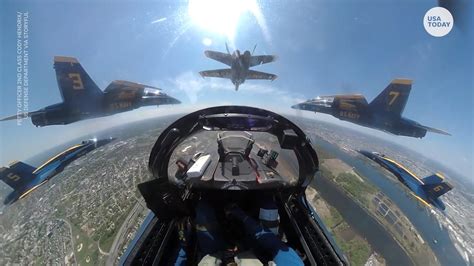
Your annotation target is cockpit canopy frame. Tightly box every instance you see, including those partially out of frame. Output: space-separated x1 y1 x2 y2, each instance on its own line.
148 106 319 188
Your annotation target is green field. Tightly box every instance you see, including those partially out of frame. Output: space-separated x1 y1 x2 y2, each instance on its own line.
335 172 378 206
98 204 134 252
319 201 372 266
337 237 371 266
318 151 437 266
69 222 100 265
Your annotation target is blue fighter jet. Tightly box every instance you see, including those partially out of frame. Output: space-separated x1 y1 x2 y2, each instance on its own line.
1 56 180 127
0 137 114 205
199 44 277 91
292 79 450 138
359 150 453 210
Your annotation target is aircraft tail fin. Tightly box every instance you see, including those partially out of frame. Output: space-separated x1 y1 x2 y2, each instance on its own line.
421 174 453 199
369 79 412 116
422 173 445 184
54 56 103 106
0 161 36 190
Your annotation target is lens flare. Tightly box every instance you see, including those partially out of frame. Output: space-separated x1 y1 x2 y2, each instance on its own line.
188 0 261 41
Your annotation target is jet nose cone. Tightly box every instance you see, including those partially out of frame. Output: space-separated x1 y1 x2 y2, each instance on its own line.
142 93 181 105
169 96 181 104
291 103 303 109
160 95 181 105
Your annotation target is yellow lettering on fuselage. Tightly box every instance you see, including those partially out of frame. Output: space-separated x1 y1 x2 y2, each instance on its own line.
339 111 360 120
109 102 132 110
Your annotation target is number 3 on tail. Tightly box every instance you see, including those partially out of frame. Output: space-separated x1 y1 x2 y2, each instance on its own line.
68 73 84 90
389 91 399 105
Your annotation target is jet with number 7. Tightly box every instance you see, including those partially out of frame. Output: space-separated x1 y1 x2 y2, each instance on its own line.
291 79 450 138
0 56 181 127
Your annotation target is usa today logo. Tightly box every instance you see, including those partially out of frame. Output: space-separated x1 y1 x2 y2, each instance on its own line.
424 7 453 37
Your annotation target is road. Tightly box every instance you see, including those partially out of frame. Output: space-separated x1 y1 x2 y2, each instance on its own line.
58 218 77 266
105 202 143 265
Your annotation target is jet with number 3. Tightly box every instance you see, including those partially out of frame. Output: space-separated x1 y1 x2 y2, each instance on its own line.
0 56 181 127
292 79 450 138
199 44 277 91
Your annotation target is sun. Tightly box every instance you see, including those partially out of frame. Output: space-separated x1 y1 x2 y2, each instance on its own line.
188 0 258 40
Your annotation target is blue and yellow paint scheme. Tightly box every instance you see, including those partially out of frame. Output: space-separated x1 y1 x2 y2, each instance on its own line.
199 45 278 91
291 79 450 138
0 137 114 205
0 56 180 127
359 150 453 211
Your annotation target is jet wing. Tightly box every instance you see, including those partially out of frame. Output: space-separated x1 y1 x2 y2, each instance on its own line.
204 51 233 66
246 70 277 81
104 80 160 92
1 111 42 121
249 55 277 67
1 114 23 121
417 124 451 136
199 69 232 79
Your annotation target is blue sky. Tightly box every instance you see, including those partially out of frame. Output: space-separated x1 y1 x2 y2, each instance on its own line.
0 0 472 179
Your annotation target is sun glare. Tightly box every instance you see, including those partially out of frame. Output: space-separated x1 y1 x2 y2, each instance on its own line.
188 0 258 40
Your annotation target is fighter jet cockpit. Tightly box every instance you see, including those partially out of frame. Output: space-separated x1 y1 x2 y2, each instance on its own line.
122 106 346 265
311 96 335 108
151 106 314 190
143 87 163 97
167 130 298 190
0 1 471 265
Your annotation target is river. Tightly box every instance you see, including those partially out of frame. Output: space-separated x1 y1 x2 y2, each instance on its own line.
312 175 413 265
312 136 465 266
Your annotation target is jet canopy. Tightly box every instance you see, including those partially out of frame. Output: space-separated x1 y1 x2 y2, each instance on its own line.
148 106 319 190
143 87 162 96
310 96 335 107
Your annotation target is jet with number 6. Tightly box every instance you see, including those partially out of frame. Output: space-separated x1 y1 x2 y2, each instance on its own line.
359 150 453 210
0 56 180 127
292 79 450 138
